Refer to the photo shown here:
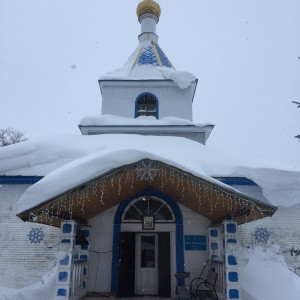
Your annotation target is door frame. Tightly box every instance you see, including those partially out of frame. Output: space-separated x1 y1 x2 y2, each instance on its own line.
111 189 185 295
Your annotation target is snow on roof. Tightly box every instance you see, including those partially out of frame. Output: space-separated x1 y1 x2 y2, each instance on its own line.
79 114 205 126
1 134 299 213
99 41 196 89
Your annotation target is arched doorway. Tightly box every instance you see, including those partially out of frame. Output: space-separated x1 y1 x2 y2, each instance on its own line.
111 189 184 297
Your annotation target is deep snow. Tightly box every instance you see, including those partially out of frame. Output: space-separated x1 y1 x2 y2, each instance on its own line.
0 267 57 300
1 246 300 300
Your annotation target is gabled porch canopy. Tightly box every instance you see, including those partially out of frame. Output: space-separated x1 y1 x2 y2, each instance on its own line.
17 159 277 228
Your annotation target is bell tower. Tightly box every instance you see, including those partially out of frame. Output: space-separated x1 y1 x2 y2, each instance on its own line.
79 0 214 145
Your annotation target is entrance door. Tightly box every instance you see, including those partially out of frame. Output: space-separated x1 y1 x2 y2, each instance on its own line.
135 233 159 295
118 232 135 297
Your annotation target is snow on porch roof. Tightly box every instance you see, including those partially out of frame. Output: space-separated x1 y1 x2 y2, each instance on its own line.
0 133 297 217
17 159 277 227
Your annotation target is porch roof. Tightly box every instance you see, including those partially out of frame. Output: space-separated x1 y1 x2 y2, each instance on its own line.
17 159 277 227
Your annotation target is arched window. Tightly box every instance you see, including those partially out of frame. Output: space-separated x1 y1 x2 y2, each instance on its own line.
123 196 174 222
135 92 158 119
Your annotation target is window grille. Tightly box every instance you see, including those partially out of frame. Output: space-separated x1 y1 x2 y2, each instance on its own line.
135 92 158 118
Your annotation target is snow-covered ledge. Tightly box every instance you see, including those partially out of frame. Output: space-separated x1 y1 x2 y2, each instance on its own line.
78 114 214 144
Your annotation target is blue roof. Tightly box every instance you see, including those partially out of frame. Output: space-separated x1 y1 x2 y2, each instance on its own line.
0 176 43 184
215 177 258 186
155 44 173 68
137 44 159 66
137 42 174 68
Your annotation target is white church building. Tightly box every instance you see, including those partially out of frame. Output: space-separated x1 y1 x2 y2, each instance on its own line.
1 1 300 299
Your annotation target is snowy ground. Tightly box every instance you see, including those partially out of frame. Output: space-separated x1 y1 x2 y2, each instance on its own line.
239 245 300 300
1 245 300 300
0 267 57 300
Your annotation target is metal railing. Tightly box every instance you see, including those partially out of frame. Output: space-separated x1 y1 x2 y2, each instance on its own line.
212 261 225 294
72 260 86 294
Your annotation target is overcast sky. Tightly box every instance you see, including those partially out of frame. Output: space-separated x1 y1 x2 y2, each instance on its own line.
1 0 299 167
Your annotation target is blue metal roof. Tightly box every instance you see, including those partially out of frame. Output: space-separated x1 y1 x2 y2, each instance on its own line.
137 42 173 68
0 176 255 186
155 44 173 68
137 44 159 66
215 177 257 186
0 176 43 184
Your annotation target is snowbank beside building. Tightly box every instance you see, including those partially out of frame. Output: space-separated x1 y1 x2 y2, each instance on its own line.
0 267 57 300
1 246 300 300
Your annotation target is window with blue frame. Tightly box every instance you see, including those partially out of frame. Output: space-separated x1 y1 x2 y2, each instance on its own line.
135 92 158 119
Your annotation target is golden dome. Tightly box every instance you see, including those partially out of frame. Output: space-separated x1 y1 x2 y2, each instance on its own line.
136 0 161 18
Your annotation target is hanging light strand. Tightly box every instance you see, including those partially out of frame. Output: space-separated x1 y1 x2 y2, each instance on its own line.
26 159 273 226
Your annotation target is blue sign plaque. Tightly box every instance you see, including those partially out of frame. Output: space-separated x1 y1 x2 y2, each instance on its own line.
185 235 207 251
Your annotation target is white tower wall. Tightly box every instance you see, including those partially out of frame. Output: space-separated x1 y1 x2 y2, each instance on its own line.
100 83 195 121
140 16 157 34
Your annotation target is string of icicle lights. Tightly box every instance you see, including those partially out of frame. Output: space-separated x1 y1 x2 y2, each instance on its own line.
28 159 274 226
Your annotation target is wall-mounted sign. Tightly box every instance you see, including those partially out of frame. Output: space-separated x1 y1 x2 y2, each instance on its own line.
143 216 154 230
185 235 206 251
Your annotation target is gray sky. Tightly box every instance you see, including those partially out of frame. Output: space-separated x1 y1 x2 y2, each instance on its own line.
1 0 299 167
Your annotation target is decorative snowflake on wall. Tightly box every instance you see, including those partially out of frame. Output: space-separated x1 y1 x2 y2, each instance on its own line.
136 160 158 181
28 228 44 243
254 227 270 244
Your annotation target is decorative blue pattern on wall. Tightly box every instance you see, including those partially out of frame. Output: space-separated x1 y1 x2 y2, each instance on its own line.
226 223 236 234
58 271 68 282
60 256 70 266
63 224 72 233
227 255 237 266
57 289 67 297
211 242 219 250
28 228 44 243
254 227 271 243
210 229 219 238
137 45 159 66
229 289 239 299
228 271 238 282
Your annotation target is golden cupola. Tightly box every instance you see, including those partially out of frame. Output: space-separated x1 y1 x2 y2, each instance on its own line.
136 0 161 19
136 0 161 44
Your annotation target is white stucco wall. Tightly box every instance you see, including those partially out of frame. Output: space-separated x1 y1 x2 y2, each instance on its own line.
101 84 194 121
180 204 211 280
87 206 116 293
0 184 60 288
86 202 211 295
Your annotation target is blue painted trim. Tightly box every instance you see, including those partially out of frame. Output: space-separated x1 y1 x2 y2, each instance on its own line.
134 92 159 119
214 177 257 186
0 176 43 184
111 188 184 293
